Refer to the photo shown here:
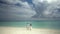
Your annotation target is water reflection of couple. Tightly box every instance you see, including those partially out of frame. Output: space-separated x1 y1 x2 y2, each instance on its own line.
26 23 32 31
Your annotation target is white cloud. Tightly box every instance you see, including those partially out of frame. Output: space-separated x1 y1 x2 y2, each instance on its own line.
32 0 42 5
43 1 60 17
32 0 60 19
32 0 57 4
46 0 57 3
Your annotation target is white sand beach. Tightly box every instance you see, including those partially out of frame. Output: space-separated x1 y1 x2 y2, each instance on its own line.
0 27 60 34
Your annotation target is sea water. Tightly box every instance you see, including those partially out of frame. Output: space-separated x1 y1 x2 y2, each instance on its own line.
0 20 60 30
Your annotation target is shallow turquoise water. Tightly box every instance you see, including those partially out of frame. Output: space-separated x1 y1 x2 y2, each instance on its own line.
0 20 60 29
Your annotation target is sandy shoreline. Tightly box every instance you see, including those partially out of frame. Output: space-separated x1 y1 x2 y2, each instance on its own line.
0 27 60 34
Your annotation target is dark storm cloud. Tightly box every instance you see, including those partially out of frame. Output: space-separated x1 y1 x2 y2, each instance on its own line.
32 1 48 18
0 0 36 20
0 0 60 20
21 0 32 3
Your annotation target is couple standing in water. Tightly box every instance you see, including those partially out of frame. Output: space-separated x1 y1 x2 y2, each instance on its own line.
26 23 32 31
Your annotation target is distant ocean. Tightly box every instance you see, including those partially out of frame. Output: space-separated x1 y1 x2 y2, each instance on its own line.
0 20 60 30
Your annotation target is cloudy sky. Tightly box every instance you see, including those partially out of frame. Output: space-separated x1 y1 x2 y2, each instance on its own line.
0 0 60 20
